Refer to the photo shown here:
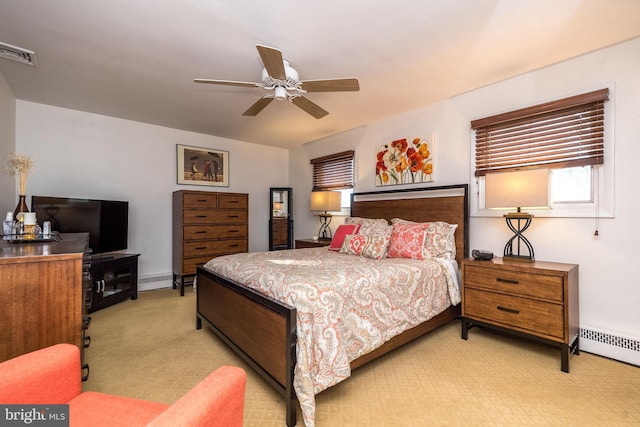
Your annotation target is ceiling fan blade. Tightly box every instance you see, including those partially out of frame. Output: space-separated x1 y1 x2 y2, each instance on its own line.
194 78 261 88
242 97 274 116
256 45 286 80
291 96 329 119
301 78 360 92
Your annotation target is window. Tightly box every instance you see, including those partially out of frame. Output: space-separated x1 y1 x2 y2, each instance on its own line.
310 150 354 191
471 88 612 216
311 150 355 211
551 166 593 203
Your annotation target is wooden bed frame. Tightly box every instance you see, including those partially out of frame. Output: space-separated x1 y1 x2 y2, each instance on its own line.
196 184 469 426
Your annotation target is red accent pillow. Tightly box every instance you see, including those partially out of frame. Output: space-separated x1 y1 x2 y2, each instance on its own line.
387 222 428 260
328 223 361 251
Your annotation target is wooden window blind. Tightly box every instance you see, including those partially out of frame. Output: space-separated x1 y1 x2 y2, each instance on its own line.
310 150 354 191
471 88 609 177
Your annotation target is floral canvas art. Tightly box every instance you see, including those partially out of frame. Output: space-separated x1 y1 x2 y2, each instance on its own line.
376 135 434 186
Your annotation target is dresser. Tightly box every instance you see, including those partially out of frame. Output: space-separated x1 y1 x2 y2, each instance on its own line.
461 257 579 372
0 233 91 379
172 190 248 296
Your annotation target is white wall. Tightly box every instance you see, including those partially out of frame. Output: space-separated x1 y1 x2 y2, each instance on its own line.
292 37 640 365
16 101 289 289
0 73 16 216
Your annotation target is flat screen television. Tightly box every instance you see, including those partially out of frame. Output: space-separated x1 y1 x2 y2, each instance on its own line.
31 196 129 256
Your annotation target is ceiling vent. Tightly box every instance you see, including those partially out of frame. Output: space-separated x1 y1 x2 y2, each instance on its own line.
0 41 38 66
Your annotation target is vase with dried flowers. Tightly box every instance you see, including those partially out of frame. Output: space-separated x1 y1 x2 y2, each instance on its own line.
3 152 36 219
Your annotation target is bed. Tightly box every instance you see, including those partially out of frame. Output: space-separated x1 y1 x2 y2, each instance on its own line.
196 184 469 426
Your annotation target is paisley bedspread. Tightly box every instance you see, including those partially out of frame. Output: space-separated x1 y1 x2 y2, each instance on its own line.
203 247 460 427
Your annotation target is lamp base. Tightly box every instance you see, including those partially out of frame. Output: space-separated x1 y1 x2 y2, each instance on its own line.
318 213 333 240
502 212 535 262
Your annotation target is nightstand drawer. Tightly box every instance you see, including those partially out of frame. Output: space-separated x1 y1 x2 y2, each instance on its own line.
464 264 563 302
464 288 564 339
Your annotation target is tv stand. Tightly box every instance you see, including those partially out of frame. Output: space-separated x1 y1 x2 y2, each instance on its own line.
88 252 140 313
91 254 114 261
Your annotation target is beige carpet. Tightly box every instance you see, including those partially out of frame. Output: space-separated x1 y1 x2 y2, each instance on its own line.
83 288 640 426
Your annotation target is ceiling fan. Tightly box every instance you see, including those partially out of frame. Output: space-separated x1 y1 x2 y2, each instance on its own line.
194 45 360 119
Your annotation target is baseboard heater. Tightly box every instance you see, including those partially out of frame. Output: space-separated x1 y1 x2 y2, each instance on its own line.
579 328 639 366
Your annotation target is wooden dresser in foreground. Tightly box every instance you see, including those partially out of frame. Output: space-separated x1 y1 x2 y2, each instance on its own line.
461 257 579 372
172 190 248 296
0 233 90 373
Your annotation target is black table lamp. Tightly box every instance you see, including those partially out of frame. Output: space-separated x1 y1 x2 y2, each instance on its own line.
310 191 341 239
485 169 550 262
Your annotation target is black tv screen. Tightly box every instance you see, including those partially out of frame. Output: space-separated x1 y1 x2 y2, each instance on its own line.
31 196 128 255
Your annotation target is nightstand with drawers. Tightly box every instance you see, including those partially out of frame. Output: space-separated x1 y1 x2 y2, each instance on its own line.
295 238 332 249
461 257 579 372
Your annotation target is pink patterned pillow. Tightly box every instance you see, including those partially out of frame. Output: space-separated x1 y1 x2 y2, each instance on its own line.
339 234 390 260
387 222 428 260
328 223 360 251
391 218 457 259
344 217 391 237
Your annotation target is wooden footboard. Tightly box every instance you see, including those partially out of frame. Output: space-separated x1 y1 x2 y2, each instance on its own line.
196 266 298 427
197 266 461 427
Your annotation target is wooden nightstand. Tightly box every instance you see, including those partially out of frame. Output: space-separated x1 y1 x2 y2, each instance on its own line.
295 238 332 249
461 257 579 372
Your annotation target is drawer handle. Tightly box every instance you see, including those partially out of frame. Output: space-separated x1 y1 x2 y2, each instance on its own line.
496 277 519 285
228 200 239 203
195 246 207 250
194 230 206 234
228 215 239 218
497 306 520 314
197 199 208 202
228 230 239 233
228 244 239 247
195 215 207 218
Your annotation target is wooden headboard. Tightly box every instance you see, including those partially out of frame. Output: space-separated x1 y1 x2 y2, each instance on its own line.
350 184 469 265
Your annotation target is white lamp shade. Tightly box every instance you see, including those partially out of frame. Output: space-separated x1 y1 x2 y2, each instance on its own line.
485 169 550 210
310 191 341 212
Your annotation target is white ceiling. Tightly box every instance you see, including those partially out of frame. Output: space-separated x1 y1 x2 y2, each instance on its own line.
1 0 639 149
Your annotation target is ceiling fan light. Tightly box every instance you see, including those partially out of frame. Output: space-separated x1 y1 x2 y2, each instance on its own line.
274 86 287 100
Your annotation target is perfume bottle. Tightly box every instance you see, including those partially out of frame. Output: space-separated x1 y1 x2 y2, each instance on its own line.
3 212 15 240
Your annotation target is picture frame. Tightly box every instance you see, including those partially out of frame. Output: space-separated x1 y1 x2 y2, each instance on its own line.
375 133 435 186
177 144 229 187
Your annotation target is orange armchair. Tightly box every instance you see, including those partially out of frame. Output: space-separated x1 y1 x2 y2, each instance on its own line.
0 344 246 427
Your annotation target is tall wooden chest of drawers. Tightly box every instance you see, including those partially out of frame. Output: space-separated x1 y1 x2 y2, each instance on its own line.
172 190 248 296
461 257 579 372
